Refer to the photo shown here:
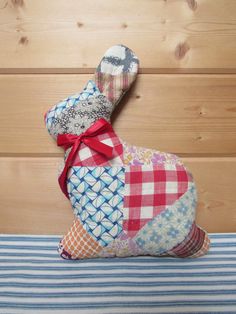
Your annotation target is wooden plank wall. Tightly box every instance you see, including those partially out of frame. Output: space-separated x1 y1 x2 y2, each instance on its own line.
0 0 236 234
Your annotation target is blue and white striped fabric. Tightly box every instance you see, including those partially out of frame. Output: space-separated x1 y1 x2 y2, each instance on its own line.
0 233 236 314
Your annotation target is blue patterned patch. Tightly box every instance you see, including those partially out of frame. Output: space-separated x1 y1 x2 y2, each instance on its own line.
67 166 125 247
134 183 197 255
45 80 100 134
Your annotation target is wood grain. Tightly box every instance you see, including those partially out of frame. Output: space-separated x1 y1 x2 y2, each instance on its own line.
184 158 236 233
1 0 236 72
1 74 236 155
0 157 235 234
0 157 73 235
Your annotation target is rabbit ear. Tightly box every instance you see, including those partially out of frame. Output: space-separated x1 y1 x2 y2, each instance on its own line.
94 44 139 106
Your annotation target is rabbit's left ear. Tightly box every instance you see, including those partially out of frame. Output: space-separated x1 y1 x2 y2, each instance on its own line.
94 44 139 107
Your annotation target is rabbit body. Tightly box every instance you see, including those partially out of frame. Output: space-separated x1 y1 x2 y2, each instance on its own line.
45 45 210 260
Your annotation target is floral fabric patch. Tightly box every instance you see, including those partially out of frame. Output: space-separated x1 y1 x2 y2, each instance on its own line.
134 183 196 255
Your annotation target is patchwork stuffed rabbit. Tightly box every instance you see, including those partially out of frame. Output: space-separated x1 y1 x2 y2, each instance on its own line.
45 45 210 259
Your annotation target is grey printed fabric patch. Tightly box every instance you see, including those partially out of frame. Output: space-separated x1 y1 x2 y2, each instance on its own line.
50 92 115 138
45 80 101 137
97 44 139 75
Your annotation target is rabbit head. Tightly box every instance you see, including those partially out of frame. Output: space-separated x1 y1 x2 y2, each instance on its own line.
44 45 139 140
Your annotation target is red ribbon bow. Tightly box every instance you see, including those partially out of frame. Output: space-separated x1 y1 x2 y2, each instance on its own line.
57 118 114 198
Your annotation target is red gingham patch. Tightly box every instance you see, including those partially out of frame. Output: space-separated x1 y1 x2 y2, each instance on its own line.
73 130 123 166
123 164 190 237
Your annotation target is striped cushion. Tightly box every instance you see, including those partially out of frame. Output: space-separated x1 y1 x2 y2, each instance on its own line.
0 233 235 313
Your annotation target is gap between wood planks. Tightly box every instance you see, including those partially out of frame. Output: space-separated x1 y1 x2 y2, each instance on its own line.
1 153 236 158
1 68 236 75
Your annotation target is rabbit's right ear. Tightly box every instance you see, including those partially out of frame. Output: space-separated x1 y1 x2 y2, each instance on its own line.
94 44 139 107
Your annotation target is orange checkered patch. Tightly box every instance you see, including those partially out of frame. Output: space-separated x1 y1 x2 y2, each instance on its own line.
59 219 103 259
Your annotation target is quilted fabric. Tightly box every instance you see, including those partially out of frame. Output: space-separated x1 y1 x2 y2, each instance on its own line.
58 219 102 259
45 80 101 138
70 129 123 167
123 164 190 237
68 166 124 247
58 157 210 259
45 44 210 260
